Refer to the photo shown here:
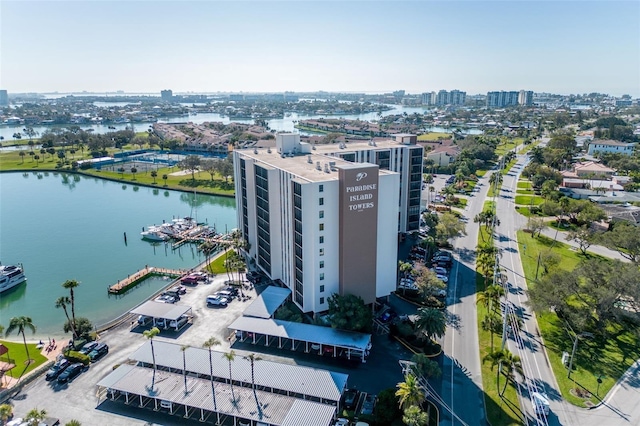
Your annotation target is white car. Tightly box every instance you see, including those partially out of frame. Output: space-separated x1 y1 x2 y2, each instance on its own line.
207 294 228 306
433 266 448 276
436 274 449 283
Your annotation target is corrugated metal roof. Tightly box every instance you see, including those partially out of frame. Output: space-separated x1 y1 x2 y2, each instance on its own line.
229 317 371 352
130 301 192 320
97 365 335 426
243 286 291 319
129 340 347 402
281 399 337 426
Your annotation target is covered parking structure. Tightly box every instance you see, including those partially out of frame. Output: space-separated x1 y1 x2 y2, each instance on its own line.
243 286 291 319
97 364 337 426
130 301 192 331
229 317 372 363
128 340 348 406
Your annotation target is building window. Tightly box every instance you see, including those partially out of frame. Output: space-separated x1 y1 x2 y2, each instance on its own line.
319 223 324 231
320 297 325 305
320 261 324 269
319 184 324 193
319 197 324 206
319 236 324 244
320 285 325 292
319 248 324 256
319 210 324 219
320 273 324 281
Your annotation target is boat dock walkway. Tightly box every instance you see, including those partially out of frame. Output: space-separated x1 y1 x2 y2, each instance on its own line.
108 266 185 295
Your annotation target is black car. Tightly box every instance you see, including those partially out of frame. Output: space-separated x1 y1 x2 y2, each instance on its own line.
224 286 239 297
162 290 181 300
88 343 109 361
57 363 85 384
169 285 187 295
343 388 359 409
45 358 70 381
78 341 98 355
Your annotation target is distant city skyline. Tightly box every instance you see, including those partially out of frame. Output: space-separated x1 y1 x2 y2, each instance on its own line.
1 1 638 97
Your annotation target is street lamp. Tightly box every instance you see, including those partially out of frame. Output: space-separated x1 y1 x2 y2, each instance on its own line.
567 331 594 379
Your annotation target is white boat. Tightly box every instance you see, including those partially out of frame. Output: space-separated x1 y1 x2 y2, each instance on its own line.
140 230 169 242
0 264 27 293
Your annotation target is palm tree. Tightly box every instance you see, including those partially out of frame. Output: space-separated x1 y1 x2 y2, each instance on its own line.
414 307 446 342
395 374 425 410
150 170 158 184
55 296 76 339
62 279 80 339
481 311 502 351
199 241 217 272
5 316 36 365
222 350 236 403
162 174 168 186
143 327 160 393
0 403 13 425
180 345 190 394
402 405 429 426
130 167 137 180
483 350 506 395
203 337 221 425
499 349 523 396
24 408 46 426
243 353 263 416
19 151 25 164
476 284 505 313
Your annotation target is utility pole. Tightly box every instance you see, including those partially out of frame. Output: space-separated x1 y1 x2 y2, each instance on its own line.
567 332 594 379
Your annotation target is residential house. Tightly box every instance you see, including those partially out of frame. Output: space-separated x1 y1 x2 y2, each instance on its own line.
587 139 635 156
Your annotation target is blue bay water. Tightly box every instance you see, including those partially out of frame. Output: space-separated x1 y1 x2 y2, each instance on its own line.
0 172 237 337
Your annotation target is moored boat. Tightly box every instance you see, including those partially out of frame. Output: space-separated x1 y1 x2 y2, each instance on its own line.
0 264 27 293
140 229 170 242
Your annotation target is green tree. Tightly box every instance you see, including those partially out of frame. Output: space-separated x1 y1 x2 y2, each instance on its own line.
601 221 640 263
499 349 523 396
395 374 424 410
150 170 157 184
202 337 222 425
244 353 263 416
24 408 46 426
414 264 446 302
527 217 546 238
223 350 237 403
481 312 503 351
55 296 76 338
435 212 466 245
414 307 446 342
143 327 160 392
373 388 401 424
62 279 80 339
130 167 137 180
327 293 373 332
566 226 595 255
410 353 442 379
63 317 92 340
5 316 36 365
162 174 168 186
477 284 505 313
179 155 202 180
0 403 14 425
19 151 25 164
403 405 429 426
483 349 507 396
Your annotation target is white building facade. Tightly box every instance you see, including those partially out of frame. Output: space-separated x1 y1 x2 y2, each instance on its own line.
587 140 635 156
234 135 400 314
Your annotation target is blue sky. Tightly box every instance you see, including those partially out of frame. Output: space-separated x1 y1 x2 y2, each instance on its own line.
1 1 639 96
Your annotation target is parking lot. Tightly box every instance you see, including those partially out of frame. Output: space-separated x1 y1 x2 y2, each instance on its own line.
6 269 416 425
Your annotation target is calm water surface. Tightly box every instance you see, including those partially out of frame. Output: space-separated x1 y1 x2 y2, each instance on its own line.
0 172 237 337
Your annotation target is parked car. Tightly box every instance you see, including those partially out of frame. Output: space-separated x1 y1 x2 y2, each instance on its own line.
216 290 235 300
377 309 397 323
155 318 167 328
360 394 376 415
181 275 199 285
78 341 98 355
88 343 109 361
207 294 228 307
137 315 152 326
169 315 189 330
436 274 449 283
155 294 177 304
433 250 452 260
334 418 350 426
432 266 448 276
45 358 70 381
343 388 359 409
162 290 181 300
169 285 187 295
224 286 240 297
57 362 85 384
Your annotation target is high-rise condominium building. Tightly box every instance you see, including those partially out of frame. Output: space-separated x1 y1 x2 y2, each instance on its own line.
486 91 520 108
0 90 8 106
160 89 173 102
518 90 534 106
234 134 423 313
422 90 466 106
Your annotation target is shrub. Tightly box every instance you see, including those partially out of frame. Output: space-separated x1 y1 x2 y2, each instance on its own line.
64 350 90 366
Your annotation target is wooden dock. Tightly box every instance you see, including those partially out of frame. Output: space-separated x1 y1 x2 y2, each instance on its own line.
108 266 185 295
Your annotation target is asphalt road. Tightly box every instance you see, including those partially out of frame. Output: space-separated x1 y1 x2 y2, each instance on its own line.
439 171 493 426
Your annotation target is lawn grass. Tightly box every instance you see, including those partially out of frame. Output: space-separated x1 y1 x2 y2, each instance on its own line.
417 132 451 141
0 149 236 196
495 138 520 157
204 250 235 274
514 195 544 206
515 207 534 217
453 197 467 208
484 201 496 213
516 181 532 190
465 179 478 191
547 220 579 232
0 340 49 379
516 231 639 407
515 189 534 195
476 170 487 177
477 226 524 426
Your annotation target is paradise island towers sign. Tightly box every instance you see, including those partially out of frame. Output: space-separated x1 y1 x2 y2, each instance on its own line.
337 163 379 304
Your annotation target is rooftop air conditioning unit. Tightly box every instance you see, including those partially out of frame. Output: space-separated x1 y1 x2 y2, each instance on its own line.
316 161 321 171
254 148 258 154
307 155 313 164
324 163 330 173
267 147 272 153
329 161 337 171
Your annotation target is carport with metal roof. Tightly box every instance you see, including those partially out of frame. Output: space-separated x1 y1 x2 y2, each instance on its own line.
96 364 336 426
229 316 372 362
130 301 192 330
243 286 291 319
